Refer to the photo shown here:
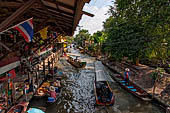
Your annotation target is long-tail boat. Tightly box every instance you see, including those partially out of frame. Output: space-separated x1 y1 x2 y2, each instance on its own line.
7 102 29 113
67 56 86 68
94 61 115 106
113 73 152 101
102 61 152 101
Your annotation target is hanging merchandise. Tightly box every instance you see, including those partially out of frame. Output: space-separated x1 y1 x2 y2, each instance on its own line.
39 26 48 40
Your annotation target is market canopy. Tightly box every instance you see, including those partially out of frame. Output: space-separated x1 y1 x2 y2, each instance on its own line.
0 0 94 36
95 61 114 82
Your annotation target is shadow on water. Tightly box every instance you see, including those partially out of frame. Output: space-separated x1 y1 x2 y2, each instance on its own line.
29 49 165 113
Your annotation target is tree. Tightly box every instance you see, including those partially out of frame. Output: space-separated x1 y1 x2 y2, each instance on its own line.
74 29 90 47
65 36 74 44
103 0 170 65
90 31 106 55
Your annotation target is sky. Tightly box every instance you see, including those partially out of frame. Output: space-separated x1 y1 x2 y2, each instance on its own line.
74 0 113 36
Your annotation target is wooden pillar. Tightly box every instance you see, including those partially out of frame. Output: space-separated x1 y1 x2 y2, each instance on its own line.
28 72 30 83
36 65 39 87
56 53 58 61
52 57 54 76
48 58 50 73
12 82 16 104
32 74 34 93
5 73 9 110
53 54 55 63
0 34 1 54
19 64 22 77
43 60 45 77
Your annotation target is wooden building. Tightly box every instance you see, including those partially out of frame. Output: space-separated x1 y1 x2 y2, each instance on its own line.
0 0 93 112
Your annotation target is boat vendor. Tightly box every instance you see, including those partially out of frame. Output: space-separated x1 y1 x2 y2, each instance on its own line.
124 68 131 85
47 86 57 99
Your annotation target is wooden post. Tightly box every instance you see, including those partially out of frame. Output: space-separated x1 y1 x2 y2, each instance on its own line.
48 58 50 73
28 72 30 84
53 54 55 63
32 74 34 93
51 57 54 80
6 73 9 110
12 82 16 104
56 53 58 62
36 65 39 87
43 60 45 77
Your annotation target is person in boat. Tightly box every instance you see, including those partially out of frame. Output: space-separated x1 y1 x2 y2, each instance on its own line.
101 85 109 102
47 86 57 99
124 68 131 85
75 56 81 63
75 56 78 60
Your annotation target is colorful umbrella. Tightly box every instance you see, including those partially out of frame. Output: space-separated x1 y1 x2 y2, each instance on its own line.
27 108 45 113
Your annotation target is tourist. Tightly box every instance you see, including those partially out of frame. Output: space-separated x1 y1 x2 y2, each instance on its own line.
124 68 131 85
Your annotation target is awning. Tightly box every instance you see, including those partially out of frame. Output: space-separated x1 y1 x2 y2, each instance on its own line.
95 61 113 82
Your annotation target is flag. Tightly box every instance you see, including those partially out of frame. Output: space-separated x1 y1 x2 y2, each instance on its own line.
13 18 33 42
8 69 16 79
39 26 48 40
0 69 16 81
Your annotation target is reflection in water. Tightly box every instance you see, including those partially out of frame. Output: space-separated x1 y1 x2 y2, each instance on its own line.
29 49 165 113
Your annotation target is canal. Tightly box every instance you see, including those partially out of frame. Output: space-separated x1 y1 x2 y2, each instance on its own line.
29 48 165 113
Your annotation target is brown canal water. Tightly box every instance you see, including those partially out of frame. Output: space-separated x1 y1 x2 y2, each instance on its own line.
28 48 165 113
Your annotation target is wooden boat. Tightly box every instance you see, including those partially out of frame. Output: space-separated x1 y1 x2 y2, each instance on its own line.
7 102 29 113
94 61 115 106
102 61 152 101
34 82 50 97
47 77 62 104
67 56 86 68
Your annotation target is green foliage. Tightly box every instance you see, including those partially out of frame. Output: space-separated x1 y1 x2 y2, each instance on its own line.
65 36 74 44
150 67 165 81
74 29 90 47
74 0 170 65
150 72 158 81
103 0 170 64
88 44 96 52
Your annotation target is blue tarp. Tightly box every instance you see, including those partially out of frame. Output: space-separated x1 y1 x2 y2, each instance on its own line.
27 108 45 113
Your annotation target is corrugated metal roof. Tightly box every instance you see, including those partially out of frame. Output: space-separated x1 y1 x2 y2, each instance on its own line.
95 61 114 82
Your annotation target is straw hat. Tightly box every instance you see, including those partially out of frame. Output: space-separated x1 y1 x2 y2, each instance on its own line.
125 68 130 71
49 86 55 91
